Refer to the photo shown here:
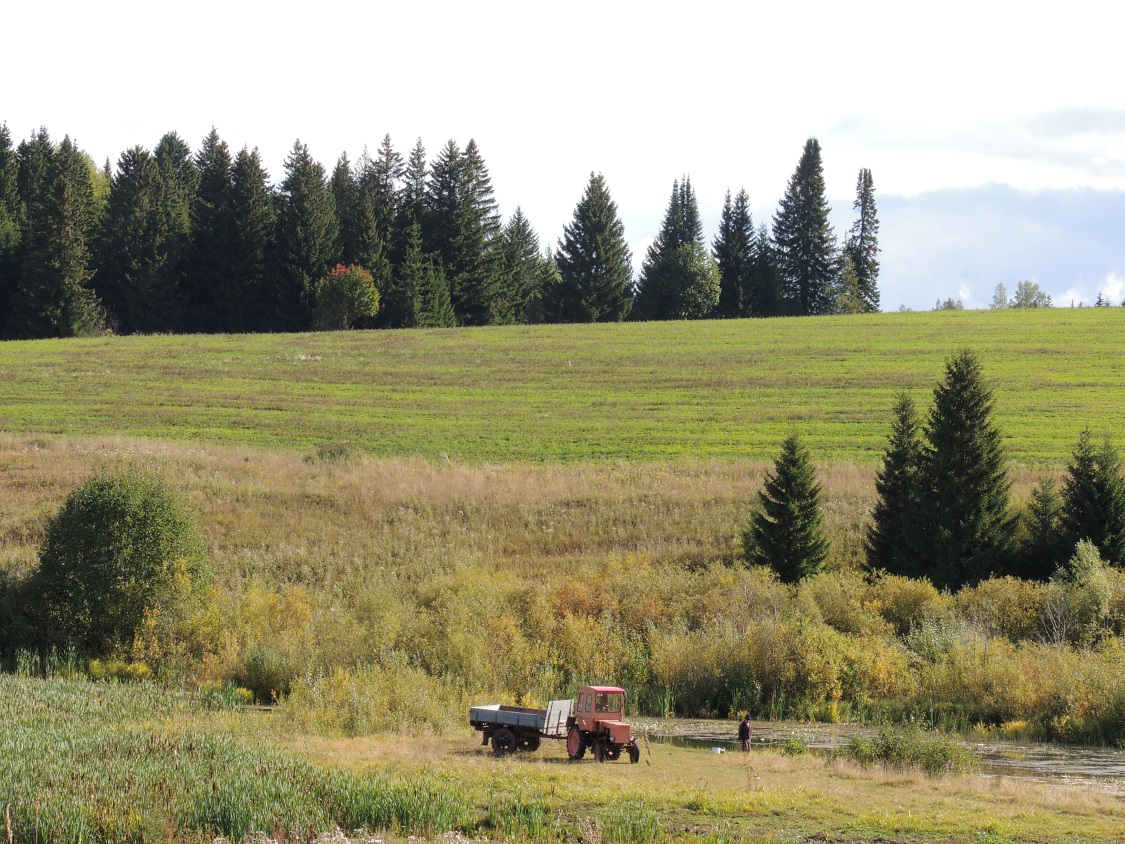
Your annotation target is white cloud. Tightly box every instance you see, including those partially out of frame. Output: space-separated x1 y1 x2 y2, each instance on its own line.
1062 273 1125 308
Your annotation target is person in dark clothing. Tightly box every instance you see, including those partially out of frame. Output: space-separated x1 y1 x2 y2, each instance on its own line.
738 713 753 751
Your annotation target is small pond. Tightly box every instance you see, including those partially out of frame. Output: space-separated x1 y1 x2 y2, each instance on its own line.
632 717 1125 794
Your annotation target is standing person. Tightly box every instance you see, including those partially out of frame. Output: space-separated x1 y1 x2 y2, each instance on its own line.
738 713 753 751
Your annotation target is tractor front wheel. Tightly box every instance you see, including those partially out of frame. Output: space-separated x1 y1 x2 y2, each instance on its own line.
491 728 517 756
566 727 587 761
592 740 607 763
627 743 640 764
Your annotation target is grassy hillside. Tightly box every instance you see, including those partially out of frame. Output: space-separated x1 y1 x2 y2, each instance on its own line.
1 309 1121 464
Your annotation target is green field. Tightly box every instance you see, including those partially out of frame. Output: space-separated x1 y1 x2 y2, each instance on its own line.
4 310 1125 843
1 309 1122 464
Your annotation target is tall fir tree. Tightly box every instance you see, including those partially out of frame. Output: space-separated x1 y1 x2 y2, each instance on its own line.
634 177 718 320
1017 477 1064 580
0 123 22 334
1058 429 1125 566
153 131 197 328
369 133 403 246
772 138 837 315
912 350 1014 589
551 172 633 322
866 392 924 575
843 168 880 313
744 434 829 583
331 153 363 265
424 139 502 325
226 147 276 332
751 223 784 317
713 188 754 318
498 207 546 325
10 135 101 338
94 146 181 333
272 140 340 330
185 128 233 332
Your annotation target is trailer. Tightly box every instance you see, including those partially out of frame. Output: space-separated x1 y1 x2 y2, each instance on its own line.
468 698 574 754
469 685 640 763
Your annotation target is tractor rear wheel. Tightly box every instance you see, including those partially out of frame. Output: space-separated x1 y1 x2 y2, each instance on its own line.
566 727 587 761
518 734 541 752
491 728 517 756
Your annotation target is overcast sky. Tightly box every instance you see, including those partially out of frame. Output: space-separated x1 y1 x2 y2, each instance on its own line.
7 0 1125 311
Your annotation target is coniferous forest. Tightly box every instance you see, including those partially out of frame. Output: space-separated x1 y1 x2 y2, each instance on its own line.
0 125 879 339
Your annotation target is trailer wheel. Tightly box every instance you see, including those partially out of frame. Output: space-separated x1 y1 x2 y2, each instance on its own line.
627 743 640 764
491 728 517 756
566 727 586 761
518 734 541 752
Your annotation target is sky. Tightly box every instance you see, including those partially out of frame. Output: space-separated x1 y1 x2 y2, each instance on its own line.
6 0 1125 311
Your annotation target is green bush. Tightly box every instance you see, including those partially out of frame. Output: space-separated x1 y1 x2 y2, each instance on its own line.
35 472 209 656
234 645 297 703
845 727 977 774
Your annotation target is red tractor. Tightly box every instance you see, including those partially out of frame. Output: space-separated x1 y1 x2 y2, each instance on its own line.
565 685 640 763
468 683 640 763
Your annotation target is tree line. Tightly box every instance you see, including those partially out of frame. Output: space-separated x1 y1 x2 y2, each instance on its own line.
0 125 880 339
747 350 1125 590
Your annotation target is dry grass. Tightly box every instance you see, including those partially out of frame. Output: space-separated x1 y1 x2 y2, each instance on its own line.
285 728 1125 843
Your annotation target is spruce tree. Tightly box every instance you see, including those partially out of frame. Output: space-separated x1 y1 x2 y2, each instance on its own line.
551 172 633 322
913 350 1014 589
185 129 233 332
94 146 180 333
498 207 546 325
0 124 21 335
866 392 924 575
1058 429 1125 566
415 256 456 329
331 153 363 265
226 147 276 332
713 188 754 318
273 140 340 330
424 139 503 325
772 138 837 315
843 168 880 313
750 223 784 317
10 135 102 338
744 434 829 583
153 132 197 328
1017 477 1064 580
634 177 717 320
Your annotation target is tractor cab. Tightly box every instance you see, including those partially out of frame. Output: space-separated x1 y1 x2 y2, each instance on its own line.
573 685 625 731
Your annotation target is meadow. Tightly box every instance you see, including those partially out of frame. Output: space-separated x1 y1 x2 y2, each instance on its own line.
0 308 1122 464
3 309 1125 842
3 675 1124 844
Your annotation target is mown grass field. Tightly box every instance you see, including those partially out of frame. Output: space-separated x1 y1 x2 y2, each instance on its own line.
4 676 1124 844
0 309 1121 464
